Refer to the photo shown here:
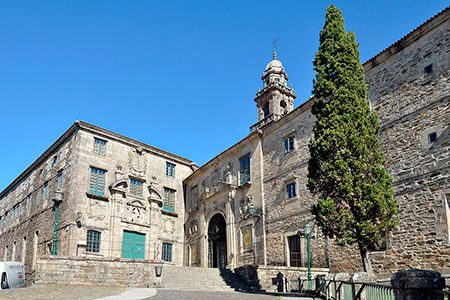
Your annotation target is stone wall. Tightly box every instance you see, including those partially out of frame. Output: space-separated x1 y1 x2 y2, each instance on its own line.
0 130 76 280
261 101 329 268
35 255 163 286
235 264 328 292
328 11 450 277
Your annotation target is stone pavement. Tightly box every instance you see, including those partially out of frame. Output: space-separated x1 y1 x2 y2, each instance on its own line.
0 285 125 300
144 289 316 300
0 286 317 300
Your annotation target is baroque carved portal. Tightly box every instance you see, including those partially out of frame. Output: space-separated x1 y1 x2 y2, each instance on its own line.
128 147 147 177
122 199 149 225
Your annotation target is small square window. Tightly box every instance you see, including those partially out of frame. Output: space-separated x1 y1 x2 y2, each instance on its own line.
428 132 437 144
285 135 295 153
287 182 296 199
53 156 58 166
93 138 107 156
424 64 433 76
166 162 176 177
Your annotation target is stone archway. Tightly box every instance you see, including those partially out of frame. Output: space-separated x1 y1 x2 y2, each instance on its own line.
208 213 227 269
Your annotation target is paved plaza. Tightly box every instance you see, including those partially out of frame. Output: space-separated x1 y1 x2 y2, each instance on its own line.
0 285 316 300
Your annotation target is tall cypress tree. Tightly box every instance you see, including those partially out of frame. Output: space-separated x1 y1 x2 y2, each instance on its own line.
308 5 397 272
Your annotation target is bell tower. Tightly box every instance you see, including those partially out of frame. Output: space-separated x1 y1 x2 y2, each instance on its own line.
253 49 296 127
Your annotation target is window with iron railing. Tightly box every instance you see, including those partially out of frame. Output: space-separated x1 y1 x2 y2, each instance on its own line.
86 230 101 253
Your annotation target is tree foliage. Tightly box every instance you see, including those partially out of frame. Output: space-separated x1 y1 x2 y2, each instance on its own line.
308 5 397 272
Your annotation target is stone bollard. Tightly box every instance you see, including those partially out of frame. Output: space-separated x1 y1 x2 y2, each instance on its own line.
391 269 445 300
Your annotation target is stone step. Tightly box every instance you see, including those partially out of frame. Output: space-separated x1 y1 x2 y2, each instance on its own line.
161 266 252 292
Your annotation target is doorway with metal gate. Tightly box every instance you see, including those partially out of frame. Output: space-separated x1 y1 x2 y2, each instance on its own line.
208 213 227 269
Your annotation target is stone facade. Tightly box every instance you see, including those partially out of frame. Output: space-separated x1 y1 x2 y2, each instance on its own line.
183 6 450 280
0 6 448 289
0 121 195 280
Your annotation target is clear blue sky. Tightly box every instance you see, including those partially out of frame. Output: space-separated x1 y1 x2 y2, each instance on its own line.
0 1 448 190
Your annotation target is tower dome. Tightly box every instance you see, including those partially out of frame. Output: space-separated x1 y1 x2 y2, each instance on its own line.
264 52 284 72
251 50 297 129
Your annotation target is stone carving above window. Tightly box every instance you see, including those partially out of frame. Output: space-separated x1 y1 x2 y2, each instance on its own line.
188 220 198 238
122 199 148 225
240 197 254 220
128 147 147 177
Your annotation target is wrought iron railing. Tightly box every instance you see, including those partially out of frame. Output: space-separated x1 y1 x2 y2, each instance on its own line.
316 278 450 300
317 277 395 300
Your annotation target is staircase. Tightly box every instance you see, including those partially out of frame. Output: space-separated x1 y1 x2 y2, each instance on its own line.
161 266 251 291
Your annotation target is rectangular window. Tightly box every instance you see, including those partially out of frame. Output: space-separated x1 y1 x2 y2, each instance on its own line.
37 189 42 203
190 186 198 210
57 172 63 190
166 162 176 177
424 63 433 76
163 188 176 212
89 167 106 195
86 230 101 253
428 132 438 144
162 242 173 262
43 183 49 200
285 135 295 153
287 182 297 199
93 138 107 156
288 235 301 267
130 178 144 197
239 154 251 184
27 195 31 213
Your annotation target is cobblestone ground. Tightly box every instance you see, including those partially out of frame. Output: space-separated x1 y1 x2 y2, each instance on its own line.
0 285 125 300
145 289 316 300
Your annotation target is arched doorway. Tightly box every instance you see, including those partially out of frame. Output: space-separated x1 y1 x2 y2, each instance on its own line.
208 213 227 269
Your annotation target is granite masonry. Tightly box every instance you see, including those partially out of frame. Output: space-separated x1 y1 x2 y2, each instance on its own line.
0 6 448 289
0 121 196 280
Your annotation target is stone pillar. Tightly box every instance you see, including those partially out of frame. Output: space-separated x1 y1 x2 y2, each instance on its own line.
391 269 445 300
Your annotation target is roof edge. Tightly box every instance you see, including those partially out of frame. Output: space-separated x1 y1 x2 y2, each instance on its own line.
0 121 80 199
77 121 195 166
363 6 450 71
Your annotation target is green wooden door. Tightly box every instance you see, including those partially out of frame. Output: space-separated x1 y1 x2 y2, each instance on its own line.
122 230 146 259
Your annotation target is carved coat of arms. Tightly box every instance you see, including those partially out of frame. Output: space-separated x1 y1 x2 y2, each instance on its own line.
239 197 254 220
128 148 147 177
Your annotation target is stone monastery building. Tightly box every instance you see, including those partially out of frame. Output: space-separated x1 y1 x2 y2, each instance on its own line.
0 6 449 284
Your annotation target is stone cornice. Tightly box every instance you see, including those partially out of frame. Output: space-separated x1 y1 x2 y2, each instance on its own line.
363 6 449 72
254 84 296 102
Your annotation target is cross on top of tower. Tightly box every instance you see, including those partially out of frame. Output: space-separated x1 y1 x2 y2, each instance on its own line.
272 37 278 60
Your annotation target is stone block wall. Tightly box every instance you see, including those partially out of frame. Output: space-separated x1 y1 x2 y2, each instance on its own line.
235 264 328 292
261 102 328 268
35 255 163 287
329 12 450 277
0 131 76 280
